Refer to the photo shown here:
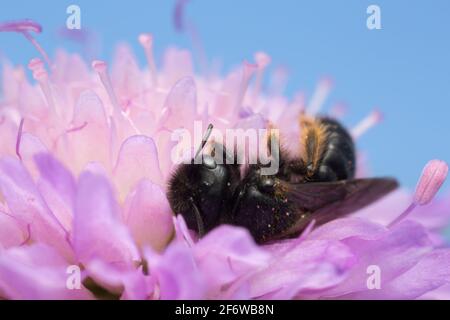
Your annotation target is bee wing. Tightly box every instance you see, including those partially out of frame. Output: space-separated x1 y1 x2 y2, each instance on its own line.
283 177 399 226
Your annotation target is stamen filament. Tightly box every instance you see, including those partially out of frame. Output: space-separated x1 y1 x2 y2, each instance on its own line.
388 203 416 227
298 219 316 241
329 103 348 119
66 121 88 133
138 34 158 87
235 61 257 113
22 31 52 68
307 78 333 115
252 52 271 103
92 60 122 117
15 118 24 161
31 67 56 114
351 109 383 139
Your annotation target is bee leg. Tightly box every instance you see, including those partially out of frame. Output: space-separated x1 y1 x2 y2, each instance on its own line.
189 197 206 237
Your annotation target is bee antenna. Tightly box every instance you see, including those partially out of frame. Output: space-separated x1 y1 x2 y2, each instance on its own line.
194 123 214 160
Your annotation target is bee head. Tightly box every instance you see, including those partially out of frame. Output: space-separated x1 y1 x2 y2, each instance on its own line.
167 125 240 236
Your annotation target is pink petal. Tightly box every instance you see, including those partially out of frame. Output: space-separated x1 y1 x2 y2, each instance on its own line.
308 217 387 241
0 157 73 260
67 91 111 174
249 239 355 299
353 190 411 226
344 249 450 299
111 44 143 100
317 220 433 298
419 284 450 300
84 259 153 300
145 243 206 300
0 211 27 248
173 215 195 247
51 51 91 84
124 179 174 251
17 132 48 177
34 153 76 232
162 47 194 87
114 135 163 200
0 244 92 300
154 128 178 180
73 171 139 268
194 226 270 290
159 76 197 132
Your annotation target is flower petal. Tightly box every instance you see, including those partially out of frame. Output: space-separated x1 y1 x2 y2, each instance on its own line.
317 220 433 298
0 157 73 260
0 210 27 248
34 153 76 232
113 135 163 199
145 243 206 300
0 244 92 300
124 179 173 251
162 47 194 87
84 259 153 300
249 239 355 299
67 91 111 174
73 171 139 268
344 249 450 299
308 217 387 241
194 226 270 291
159 76 197 132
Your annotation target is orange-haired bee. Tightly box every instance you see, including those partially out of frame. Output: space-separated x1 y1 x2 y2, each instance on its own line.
168 117 398 243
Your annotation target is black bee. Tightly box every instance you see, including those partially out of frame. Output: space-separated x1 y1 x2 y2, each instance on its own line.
167 116 398 243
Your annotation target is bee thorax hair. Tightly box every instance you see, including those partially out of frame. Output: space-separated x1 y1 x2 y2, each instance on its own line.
299 115 329 177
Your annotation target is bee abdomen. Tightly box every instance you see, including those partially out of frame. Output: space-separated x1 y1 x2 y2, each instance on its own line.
315 117 356 181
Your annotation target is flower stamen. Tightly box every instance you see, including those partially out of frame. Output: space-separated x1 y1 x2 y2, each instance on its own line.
389 159 448 227
307 77 333 115
329 103 348 119
92 60 141 134
351 109 383 140
138 34 158 87
15 118 24 161
298 219 316 241
28 58 56 114
235 61 257 113
0 20 52 68
252 52 271 104
66 121 88 133
92 60 121 117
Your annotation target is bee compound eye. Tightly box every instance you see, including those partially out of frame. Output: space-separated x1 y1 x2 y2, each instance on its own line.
203 156 217 169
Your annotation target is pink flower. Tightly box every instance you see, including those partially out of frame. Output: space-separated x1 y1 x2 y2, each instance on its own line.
0 19 450 300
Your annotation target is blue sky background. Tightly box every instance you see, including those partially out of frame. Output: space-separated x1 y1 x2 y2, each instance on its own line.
1 0 450 192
